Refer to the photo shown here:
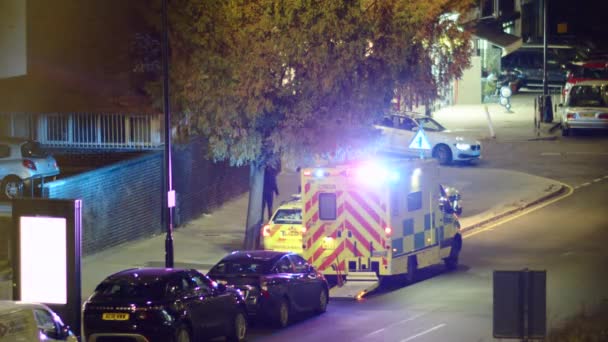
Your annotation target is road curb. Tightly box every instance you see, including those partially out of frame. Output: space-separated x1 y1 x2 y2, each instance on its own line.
459 184 568 234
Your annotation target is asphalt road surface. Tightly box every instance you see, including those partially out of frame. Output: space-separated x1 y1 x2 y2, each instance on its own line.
245 178 607 342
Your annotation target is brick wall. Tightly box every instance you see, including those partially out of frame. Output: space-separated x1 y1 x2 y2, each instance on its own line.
42 138 249 256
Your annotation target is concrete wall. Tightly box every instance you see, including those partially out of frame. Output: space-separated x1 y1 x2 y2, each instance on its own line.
0 0 26 78
454 56 483 105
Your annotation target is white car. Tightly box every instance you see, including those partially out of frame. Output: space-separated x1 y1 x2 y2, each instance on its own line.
374 113 482 165
0 137 60 199
0 301 77 341
559 80 608 136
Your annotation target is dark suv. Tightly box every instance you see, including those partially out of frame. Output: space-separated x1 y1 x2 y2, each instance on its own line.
83 268 248 342
208 251 329 328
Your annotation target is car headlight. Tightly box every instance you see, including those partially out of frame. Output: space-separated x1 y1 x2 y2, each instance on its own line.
455 143 471 150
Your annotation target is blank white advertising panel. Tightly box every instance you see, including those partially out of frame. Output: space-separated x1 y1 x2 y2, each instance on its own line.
19 216 67 304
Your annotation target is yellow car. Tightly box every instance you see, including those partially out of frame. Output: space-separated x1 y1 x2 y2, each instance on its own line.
261 197 304 253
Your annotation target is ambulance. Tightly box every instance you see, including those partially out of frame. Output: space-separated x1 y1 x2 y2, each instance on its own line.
260 196 305 253
300 158 462 299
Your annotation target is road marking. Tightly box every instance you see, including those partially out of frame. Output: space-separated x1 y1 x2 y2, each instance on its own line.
593 178 602 183
400 323 446 342
604 175 608 179
464 182 574 239
581 182 591 187
540 152 561 156
365 312 428 337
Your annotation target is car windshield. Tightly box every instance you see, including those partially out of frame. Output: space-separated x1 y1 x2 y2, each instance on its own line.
20 141 49 158
414 117 446 132
272 209 302 224
94 279 167 300
568 85 608 107
210 259 270 275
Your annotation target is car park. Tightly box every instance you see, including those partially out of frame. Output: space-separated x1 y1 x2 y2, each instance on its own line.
0 300 77 342
83 268 248 342
207 250 329 328
559 80 608 136
261 196 304 253
374 113 481 165
0 137 60 199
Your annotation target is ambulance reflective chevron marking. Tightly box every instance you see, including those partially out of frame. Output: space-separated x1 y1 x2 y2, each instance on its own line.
300 159 463 299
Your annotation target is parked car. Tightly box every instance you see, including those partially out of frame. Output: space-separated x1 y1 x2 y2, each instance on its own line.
0 137 60 199
559 80 608 136
261 197 304 253
563 60 608 98
83 268 248 342
0 300 77 341
374 113 482 165
207 251 329 328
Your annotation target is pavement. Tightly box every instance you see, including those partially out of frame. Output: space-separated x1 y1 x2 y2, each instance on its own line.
0 92 569 303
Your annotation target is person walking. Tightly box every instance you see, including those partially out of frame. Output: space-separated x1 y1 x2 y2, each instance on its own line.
262 165 279 221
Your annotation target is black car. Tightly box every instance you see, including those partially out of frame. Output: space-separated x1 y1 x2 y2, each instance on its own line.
83 268 248 342
207 251 329 328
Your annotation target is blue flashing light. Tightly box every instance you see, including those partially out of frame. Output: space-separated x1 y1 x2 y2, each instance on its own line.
314 169 325 178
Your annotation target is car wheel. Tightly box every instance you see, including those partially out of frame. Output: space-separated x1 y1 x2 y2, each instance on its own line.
275 299 290 328
314 288 328 314
174 325 192 342
407 256 417 283
445 235 462 271
434 145 452 165
227 311 247 342
1 176 23 199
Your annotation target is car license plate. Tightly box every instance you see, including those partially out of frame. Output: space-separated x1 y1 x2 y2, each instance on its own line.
102 313 129 321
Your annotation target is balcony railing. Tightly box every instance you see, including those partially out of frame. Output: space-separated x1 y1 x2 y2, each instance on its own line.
1 112 163 150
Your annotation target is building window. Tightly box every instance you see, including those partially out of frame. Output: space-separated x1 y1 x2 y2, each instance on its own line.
319 193 337 220
407 191 422 212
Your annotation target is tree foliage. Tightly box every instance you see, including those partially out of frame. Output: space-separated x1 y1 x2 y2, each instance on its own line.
164 0 474 167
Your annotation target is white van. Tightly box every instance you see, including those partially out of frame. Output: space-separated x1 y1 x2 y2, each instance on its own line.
0 301 77 341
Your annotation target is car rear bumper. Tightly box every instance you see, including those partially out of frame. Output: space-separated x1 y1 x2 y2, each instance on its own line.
563 121 608 130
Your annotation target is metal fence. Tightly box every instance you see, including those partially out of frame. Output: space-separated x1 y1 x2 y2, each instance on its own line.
1 112 163 150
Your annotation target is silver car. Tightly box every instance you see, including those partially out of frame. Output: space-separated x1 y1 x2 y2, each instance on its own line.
0 137 60 199
560 80 608 136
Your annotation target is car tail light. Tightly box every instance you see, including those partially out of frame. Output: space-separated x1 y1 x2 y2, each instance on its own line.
384 226 392 236
22 159 37 170
566 113 576 120
262 225 271 237
260 281 270 298
599 113 608 119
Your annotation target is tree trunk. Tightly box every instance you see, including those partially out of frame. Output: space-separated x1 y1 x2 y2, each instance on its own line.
243 162 265 250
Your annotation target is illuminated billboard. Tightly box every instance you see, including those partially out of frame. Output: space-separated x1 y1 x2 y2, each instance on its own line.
19 216 67 304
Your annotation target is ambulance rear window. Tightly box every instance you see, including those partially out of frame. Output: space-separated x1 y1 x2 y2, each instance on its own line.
319 193 337 220
273 209 302 224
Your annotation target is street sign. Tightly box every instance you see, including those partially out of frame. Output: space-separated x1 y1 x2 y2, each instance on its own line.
493 269 546 340
408 128 431 150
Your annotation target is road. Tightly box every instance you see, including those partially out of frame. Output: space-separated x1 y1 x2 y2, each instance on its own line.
246 172 608 342
243 96 608 341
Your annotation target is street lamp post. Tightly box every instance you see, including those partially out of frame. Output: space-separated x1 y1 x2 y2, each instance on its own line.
161 0 174 268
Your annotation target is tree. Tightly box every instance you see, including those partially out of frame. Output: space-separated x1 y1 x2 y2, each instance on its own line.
152 0 474 249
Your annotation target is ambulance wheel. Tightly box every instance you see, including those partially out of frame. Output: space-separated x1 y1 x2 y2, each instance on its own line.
445 235 462 271
407 256 417 283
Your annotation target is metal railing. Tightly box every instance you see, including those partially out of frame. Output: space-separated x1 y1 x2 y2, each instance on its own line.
1 112 163 150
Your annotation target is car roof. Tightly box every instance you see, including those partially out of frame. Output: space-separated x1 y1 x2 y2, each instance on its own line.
220 250 289 263
276 199 302 210
106 267 192 282
0 300 47 312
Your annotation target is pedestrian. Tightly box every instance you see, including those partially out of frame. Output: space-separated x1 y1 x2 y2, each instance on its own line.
263 165 279 221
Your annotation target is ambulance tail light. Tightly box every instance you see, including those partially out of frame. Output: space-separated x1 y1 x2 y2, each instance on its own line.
384 226 392 236
303 170 312 177
262 225 271 237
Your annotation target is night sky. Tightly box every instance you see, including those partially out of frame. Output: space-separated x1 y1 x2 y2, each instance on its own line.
550 0 608 49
